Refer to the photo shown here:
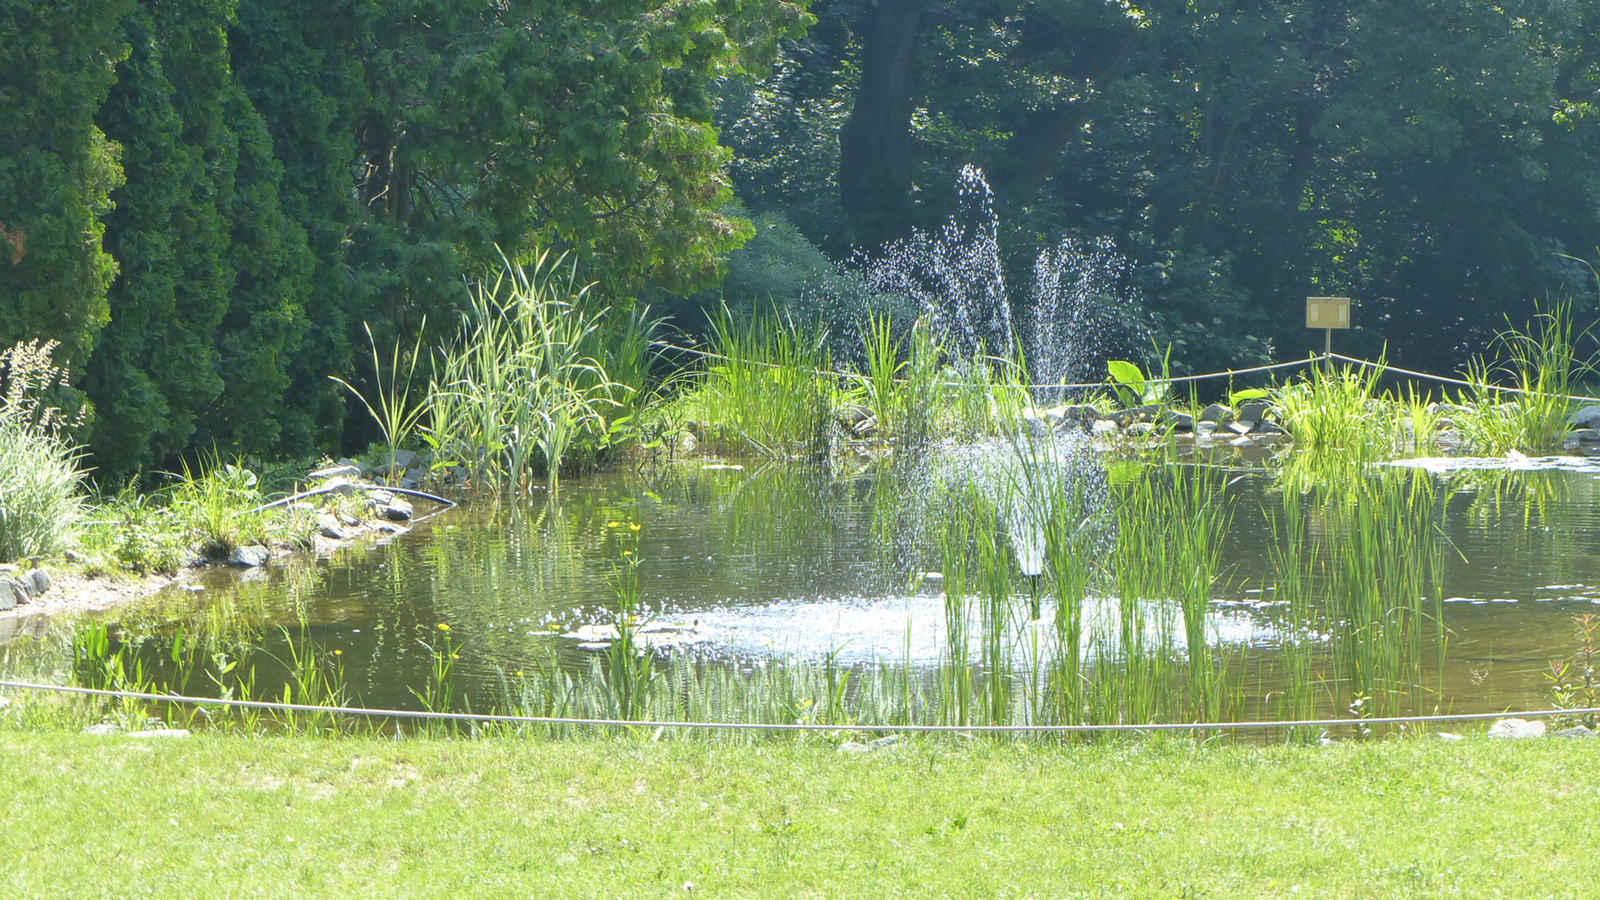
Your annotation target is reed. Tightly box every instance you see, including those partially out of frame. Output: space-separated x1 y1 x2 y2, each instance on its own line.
690 304 834 456
328 321 429 483
1270 360 1396 458
426 251 634 491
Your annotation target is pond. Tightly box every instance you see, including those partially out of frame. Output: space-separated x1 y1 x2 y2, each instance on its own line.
15 445 1600 732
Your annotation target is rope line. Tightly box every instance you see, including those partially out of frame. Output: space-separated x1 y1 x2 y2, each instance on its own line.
654 339 1600 406
651 340 1319 391
1327 353 1600 404
3 680 1592 734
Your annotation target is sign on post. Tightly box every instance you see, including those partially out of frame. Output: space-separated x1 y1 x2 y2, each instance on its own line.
1306 296 1350 364
1305 296 1351 330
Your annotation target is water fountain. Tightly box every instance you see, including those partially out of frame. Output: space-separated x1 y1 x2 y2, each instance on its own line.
848 164 1148 399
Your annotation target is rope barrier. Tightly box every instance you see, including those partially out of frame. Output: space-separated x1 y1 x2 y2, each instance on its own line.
1327 353 1600 405
3 679 1592 735
650 340 1322 392
654 339 1600 407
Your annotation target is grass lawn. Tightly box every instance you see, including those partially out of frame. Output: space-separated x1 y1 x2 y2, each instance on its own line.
0 729 1594 897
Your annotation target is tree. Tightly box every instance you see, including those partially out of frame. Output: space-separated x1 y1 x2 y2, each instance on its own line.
0 0 131 369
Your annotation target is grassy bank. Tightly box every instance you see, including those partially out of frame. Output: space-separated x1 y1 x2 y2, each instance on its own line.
0 728 1594 897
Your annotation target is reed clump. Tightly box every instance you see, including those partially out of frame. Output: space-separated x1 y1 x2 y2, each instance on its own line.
425 251 648 491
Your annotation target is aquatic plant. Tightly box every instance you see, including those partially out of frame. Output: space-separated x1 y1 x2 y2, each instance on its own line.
329 322 430 484
426 251 634 491
1270 360 1395 457
1449 301 1596 454
685 303 834 457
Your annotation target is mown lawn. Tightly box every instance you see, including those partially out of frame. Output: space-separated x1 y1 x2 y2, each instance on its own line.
0 729 1594 897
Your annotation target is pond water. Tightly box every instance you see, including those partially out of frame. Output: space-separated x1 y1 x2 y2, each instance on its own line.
22 450 1600 725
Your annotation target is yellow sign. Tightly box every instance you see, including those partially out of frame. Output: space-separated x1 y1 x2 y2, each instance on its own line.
1306 296 1351 330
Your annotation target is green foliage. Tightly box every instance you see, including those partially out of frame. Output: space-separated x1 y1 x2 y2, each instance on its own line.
425 253 640 491
86 1 313 482
1453 301 1595 454
0 0 130 369
0 341 87 562
684 304 835 456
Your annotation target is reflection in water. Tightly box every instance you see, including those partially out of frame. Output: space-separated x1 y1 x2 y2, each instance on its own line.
10 455 1600 724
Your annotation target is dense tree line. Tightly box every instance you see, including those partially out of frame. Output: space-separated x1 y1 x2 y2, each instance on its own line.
4 0 1600 477
724 0 1600 372
0 0 809 480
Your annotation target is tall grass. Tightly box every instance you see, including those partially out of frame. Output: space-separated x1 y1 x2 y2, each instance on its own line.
1453 301 1594 454
0 339 86 561
330 322 430 481
686 304 834 457
426 252 643 491
1270 360 1395 457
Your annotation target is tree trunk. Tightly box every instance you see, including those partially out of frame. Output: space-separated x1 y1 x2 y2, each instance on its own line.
838 0 925 248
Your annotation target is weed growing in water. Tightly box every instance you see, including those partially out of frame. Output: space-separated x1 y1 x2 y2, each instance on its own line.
1546 614 1598 730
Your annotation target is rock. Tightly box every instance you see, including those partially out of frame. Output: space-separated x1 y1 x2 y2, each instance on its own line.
1061 404 1101 425
1199 403 1230 423
378 497 414 521
1228 435 1255 447
1165 411 1194 432
372 449 418 477
869 734 900 749
316 515 347 540
1435 732 1465 742
83 723 123 735
127 728 190 739
308 464 362 481
1237 401 1271 422
1568 406 1600 430
839 404 873 426
337 510 362 527
399 470 424 491
1487 718 1546 739
1562 428 1600 451
676 431 697 454
367 489 395 504
1553 725 1597 739
1126 422 1154 436
1130 403 1162 422
1194 421 1218 437
1228 421 1254 435
1091 419 1120 436
64 549 88 563
24 568 48 597
1254 421 1287 435
0 580 23 611
228 545 271 568
837 741 872 753
852 416 879 438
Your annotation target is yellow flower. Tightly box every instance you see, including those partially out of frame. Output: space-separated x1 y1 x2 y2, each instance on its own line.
516 671 524 678
451 652 460 659
622 550 634 556
333 649 343 656
606 521 621 528
436 623 450 632
628 523 641 532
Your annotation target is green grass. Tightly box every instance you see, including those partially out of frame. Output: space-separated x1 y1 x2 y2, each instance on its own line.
0 728 1593 897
